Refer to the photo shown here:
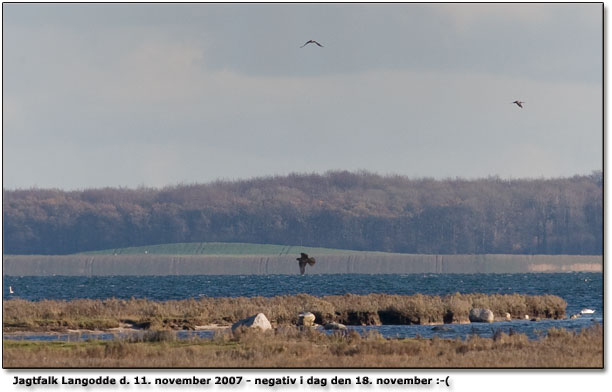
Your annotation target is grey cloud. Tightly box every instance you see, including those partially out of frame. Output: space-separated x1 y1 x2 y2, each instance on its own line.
2 3 602 189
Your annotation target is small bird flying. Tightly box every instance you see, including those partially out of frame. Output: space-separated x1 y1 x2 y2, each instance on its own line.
512 100 525 108
296 252 316 275
300 40 323 48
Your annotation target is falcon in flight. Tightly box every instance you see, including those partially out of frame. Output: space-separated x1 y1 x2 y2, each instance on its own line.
297 252 316 275
300 40 324 48
512 100 525 108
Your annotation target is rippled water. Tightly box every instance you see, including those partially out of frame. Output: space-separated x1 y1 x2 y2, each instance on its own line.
3 273 602 341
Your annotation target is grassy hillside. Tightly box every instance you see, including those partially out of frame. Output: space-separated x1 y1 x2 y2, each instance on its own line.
80 242 368 256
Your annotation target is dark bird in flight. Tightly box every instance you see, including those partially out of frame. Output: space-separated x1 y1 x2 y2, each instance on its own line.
300 40 324 48
512 100 525 108
297 252 316 275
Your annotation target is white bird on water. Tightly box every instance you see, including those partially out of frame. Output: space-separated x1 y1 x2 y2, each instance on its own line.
580 308 595 315
9 286 14 294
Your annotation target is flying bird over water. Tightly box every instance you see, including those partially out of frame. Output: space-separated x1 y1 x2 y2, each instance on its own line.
512 100 525 108
297 252 316 275
300 40 324 48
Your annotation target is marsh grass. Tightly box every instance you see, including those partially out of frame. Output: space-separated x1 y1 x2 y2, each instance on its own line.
2 324 602 368
3 293 566 332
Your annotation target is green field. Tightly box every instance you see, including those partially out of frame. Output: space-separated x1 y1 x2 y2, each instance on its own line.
3 242 598 276
81 242 367 256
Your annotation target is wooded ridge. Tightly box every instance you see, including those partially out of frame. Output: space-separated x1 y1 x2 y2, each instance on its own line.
2 170 602 255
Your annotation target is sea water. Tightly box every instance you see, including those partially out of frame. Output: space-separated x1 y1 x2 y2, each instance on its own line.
3 273 602 341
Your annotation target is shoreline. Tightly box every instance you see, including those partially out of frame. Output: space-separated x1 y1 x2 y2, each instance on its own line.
3 293 569 334
0 319 521 337
3 323 603 368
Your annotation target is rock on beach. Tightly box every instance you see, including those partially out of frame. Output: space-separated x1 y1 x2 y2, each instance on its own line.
468 308 494 323
323 322 347 330
231 313 272 331
297 312 316 327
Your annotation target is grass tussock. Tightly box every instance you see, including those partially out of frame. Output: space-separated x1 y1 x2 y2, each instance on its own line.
3 293 566 333
2 324 602 368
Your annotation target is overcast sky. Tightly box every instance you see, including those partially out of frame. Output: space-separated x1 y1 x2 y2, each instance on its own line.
2 3 603 190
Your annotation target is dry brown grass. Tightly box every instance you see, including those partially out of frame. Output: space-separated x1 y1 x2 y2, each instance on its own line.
3 293 566 332
2 324 602 368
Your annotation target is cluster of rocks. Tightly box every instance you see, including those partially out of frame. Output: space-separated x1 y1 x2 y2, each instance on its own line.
469 308 543 323
468 308 565 323
570 308 596 319
296 312 347 330
231 311 347 332
231 306 578 332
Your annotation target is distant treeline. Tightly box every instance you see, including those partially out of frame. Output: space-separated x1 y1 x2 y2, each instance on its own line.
2 170 603 255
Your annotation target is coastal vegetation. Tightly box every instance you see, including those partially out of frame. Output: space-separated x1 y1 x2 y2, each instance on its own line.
3 324 602 368
3 293 566 332
4 294 601 368
3 171 602 256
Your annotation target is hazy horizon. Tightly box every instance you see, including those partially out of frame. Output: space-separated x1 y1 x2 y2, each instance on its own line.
2 3 602 190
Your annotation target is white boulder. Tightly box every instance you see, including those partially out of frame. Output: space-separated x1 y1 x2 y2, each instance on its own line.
231 313 272 331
